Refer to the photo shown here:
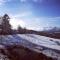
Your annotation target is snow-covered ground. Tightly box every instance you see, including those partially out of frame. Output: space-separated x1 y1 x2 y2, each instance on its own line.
0 34 60 60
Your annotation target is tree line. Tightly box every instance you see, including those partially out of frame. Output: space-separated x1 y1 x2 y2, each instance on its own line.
0 14 36 35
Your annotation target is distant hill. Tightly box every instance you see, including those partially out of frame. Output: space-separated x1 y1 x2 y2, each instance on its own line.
44 27 60 33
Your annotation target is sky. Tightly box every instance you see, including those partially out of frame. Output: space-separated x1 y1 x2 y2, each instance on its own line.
0 0 60 31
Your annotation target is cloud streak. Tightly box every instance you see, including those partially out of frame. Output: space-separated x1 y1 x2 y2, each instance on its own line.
10 18 26 29
0 0 11 5
20 0 43 3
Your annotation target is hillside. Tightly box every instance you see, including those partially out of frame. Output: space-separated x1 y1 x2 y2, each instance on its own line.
0 34 60 60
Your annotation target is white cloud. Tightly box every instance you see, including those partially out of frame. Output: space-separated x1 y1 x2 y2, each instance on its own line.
0 0 11 5
14 12 32 18
9 13 28 29
32 16 60 28
10 18 26 29
0 0 5 5
9 11 32 29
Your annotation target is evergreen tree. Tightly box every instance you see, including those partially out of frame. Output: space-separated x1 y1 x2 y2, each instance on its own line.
18 25 23 34
2 14 12 34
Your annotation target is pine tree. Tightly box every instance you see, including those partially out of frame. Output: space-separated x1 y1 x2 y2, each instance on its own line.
2 14 11 34
18 25 23 34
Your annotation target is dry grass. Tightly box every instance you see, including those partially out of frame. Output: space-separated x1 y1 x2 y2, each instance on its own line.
5 45 56 60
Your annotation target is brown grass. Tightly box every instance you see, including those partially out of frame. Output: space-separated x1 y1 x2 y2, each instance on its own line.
5 45 56 60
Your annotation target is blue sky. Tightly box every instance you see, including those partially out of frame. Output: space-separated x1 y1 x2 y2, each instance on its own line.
0 0 60 30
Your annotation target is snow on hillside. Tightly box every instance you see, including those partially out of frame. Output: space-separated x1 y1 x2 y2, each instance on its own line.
0 34 60 60
18 34 60 50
